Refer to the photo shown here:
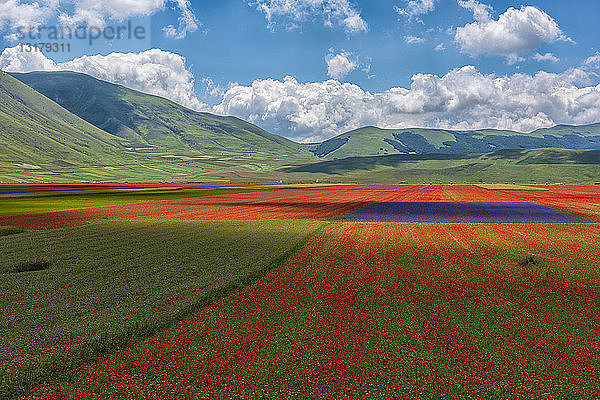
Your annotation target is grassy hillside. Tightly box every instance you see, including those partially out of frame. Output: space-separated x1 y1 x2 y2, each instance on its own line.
310 125 600 159
283 148 600 183
0 71 128 164
485 148 600 165
10 71 306 157
289 148 600 174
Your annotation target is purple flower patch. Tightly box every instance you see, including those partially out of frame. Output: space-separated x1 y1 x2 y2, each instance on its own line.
338 201 596 223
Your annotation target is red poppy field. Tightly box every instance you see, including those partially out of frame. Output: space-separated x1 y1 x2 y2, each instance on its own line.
2 184 600 398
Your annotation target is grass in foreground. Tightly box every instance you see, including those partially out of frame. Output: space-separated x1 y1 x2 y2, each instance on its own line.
31 223 600 398
0 219 324 398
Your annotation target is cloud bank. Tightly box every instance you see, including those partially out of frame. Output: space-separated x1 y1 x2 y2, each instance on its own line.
2 46 600 144
214 66 600 142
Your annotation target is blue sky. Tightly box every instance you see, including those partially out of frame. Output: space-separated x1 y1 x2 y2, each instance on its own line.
153 0 598 94
1 0 599 141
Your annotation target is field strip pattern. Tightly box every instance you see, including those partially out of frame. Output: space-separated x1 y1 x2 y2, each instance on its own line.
0 185 598 228
21 222 600 398
3 184 600 398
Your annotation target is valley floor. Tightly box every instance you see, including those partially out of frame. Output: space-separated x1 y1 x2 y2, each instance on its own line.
1 184 600 398
2 148 600 185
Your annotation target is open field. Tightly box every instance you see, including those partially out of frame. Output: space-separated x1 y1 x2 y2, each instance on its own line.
1 184 600 398
27 222 600 398
2 149 600 185
0 219 323 397
0 187 270 216
0 185 326 216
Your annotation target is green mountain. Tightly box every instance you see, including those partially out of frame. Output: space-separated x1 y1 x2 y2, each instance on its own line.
10 71 305 157
282 148 600 184
287 148 600 174
309 125 600 159
0 70 128 164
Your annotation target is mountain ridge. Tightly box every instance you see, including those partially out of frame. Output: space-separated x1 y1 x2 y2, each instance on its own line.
0 70 129 164
10 71 305 158
309 124 600 159
4 69 600 169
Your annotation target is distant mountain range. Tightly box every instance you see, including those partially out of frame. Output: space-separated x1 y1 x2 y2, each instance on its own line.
308 125 600 159
1 70 600 169
287 148 600 174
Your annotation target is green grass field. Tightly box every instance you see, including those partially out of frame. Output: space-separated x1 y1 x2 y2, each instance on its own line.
0 219 324 397
0 187 287 216
2 146 598 185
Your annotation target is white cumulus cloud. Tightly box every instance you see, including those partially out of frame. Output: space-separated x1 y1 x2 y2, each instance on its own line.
0 0 198 41
0 46 207 111
455 1 569 63
405 35 425 44
395 0 435 21
0 0 57 40
585 52 600 70
252 0 367 34
0 44 58 71
213 66 600 142
161 0 199 39
325 51 357 79
533 53 559 63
